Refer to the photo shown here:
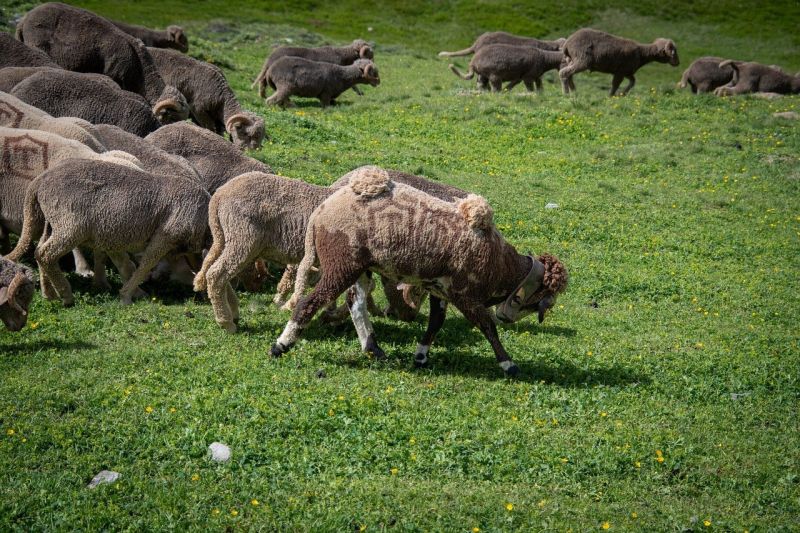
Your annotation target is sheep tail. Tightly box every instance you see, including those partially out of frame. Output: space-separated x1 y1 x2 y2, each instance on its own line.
6 176 44 262
719 60 739 85
449 64 475 80
193 193 224 292
438 46 475 58
251 62 269 98
678 67 690 88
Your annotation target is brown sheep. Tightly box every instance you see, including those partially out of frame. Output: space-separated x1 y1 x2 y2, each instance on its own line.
559 28 679 96
0 256 35 332
678 56 739 94
449 44 565 92
111 20 189 53
439 31 565 57
263 57 380 107
0 33 60 69
714 61 800 96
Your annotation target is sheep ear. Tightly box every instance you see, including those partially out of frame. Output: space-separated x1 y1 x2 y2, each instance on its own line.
0 287 8 306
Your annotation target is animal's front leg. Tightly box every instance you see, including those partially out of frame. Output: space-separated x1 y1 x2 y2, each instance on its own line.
414 295 447 367
346 273 385 359
456 302 520 376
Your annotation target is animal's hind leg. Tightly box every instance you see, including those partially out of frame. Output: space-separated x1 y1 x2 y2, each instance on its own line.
609 73 624 96
414 295 448 367
620 75 636 96
274 264 297 308
505 79 522 92
72 248 93 277
266 88 294 107
34 230 78 307
118 233 174 305
559 62 581 94
489 76 503 92
204 241 255 332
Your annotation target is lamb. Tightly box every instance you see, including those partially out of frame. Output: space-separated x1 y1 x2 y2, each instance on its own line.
449 44 565 92
678 56 738 93
252 40 374 98
16 2 189 120
0 256 35 332
147 47 266 150
439 31 566 57
263 58 380 107
0 91 106 152
0 33 60 69
10 69 167 136
714 60 800 96
111 20 189 52
272 167 568 375
559 28 679 96
8 159 209 306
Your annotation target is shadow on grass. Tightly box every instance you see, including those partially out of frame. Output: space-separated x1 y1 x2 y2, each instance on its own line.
0 338 96 357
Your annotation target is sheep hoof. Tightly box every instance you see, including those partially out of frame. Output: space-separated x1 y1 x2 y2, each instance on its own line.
120 295 133 306
504 364 520 377
413 353 429 368
270 343 287 358
219 321 237 333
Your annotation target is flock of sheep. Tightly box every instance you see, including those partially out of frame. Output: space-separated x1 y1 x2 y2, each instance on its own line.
0 2 794 375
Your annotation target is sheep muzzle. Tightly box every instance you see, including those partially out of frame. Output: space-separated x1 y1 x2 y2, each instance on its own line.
495 257 545 324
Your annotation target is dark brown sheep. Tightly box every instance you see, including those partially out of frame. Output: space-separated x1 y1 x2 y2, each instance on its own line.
0 33 60 69
147 47 265 150
714 61 800 96
679 56 738 93
559 28 679 96
264 57 380 107
111 20 189 53
439 31 565 57
449 44 565 92
252 39 373 98
0 256 35 332
16 2 189 120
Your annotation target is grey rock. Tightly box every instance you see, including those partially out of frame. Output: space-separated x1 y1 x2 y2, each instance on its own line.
209 442 231 462
87 470 120 488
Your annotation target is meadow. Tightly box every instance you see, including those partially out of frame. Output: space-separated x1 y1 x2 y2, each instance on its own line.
1 0 799 530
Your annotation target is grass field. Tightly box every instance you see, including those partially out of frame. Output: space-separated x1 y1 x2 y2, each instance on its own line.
1 1 799 530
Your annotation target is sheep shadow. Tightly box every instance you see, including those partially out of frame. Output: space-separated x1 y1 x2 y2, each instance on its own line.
0 338 96 357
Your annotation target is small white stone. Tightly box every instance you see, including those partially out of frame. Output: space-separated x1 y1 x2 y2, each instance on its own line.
209 442 231 462
367 26 374 32
545 202 559 209
87 470 120 489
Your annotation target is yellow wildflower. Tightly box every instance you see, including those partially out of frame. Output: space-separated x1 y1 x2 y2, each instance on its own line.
390 468 398 475
145 406 153 413
191 474 199 481
704 520 711 527
631 512 638 519
251 499 259 506
473 528 480 533
230 509 238 517
505 503 514 511
6 429 14 436
212 508 220 516
602 521 611 530
328 409 334 416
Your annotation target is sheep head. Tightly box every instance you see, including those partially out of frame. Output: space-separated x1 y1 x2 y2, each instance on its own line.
152 86 190 124
226 112 266 151
495 253 568 324
0 269 35 332
354 59 380 87
352 39 374 60
655 38 679 66
167 25 189 53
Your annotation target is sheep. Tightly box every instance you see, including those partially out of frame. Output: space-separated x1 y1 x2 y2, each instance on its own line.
678 56 738 94
0 33 60 69
448 44 565 92
0 91 106 152
714 61 800 96
439 31 566 57
0 256 35 332
264 58 380 107
111 20 189 53
147 47 266 150
559 28 679 96
10 69 167 136
16 2 189 120
271 167 568 375
252 40 374 98
8 159 209 306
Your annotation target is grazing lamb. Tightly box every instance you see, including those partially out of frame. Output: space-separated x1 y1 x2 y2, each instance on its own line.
449 44 565 92
272 167 568 375
111 20 189 52
439 31 566 57
147 47 266 150
0 256 35 332
16 2 189 120
264 58 380 107
559 28 679 96
252 40 374 98
0 91 106 152
10 69 167 136
0 33 60 69
678 56 738 94
714 61 800 96
9 159 209 306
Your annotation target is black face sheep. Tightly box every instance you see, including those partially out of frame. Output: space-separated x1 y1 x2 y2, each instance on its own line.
559 28 679 96
678 56 738 94
0 33 60 69
439 31 565 57
111 20 189 53
0 256 35 332
714 61 800 96
10 69 168 136
273 167 568 376
16 2 189 121
449 44 566 92
252 39 374 98
263 58 380 107
8 159 209 306
147 47 266 150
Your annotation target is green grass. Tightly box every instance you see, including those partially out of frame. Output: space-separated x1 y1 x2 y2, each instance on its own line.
1 1 799 530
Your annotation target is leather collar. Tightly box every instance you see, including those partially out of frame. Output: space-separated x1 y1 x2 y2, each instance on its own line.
495 256 545 323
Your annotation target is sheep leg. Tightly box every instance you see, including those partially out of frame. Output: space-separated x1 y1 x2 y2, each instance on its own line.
204 243 256 332
609 74 624 96
34 231 76 307
414 296 448 368
559 63 580 94
620 75 636 96
477 76 489 91
351 86 364 96
274 264 297 307
92 250 112 290
346 273 385 359
489 77 503 92
455 302 520 376
534 78 543 92
266 89 293 107
225 282 239 324
72 248 93 277
118 235 173 305
505 79 522 92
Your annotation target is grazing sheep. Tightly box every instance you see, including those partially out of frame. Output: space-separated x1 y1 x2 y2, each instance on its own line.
252 40 374 98
0 91 106 152
147 47 265 150
16 2 189 120
264 57 380 107
9 159 209 306
714 61 800 96
111 20 189 52
0 256 35 332
10 69 166 136
0 33 60 69
559 28 679 96
272 167 568 375
439 31 565 57
449 44 565 92
678 56 738 94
